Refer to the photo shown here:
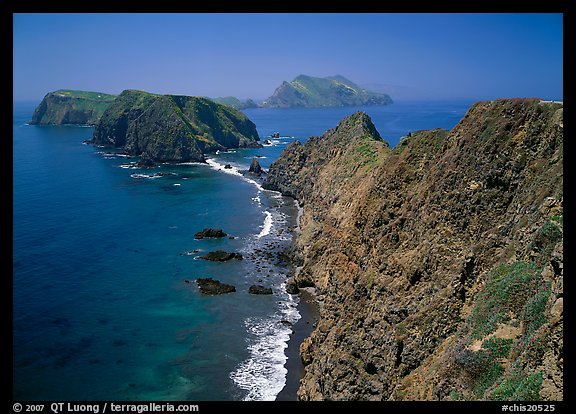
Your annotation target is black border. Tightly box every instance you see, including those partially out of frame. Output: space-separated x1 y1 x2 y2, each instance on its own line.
4 1 571 409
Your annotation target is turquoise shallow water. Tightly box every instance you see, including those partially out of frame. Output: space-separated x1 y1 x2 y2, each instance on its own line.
12 99 473 400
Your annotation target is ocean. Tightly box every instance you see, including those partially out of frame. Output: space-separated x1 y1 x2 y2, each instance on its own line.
12 100 474 401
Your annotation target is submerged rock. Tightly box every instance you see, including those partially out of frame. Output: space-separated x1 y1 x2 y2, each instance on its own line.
196 278 236 295
194 228 227 239
248 285 273 295
199 250 243 261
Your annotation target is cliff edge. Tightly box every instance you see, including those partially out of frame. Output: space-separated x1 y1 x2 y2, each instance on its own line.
30 90 116 125
90 90 260 164
265 98 563 401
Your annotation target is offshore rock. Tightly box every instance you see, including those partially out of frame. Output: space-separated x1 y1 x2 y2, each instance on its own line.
194 228 227 239
196 278 236 295
199 250 243 262
248 285 273 295
249 157 263 175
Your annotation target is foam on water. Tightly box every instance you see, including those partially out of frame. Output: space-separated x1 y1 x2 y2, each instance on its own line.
256 211 273 239
119 163 139 169
205 158 263 191
130 173 162 179
205 154 302 400
229 285 300 401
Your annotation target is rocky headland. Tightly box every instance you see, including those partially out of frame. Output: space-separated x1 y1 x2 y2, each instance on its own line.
89 90 260 164
265 98 563 401
30 89 117 125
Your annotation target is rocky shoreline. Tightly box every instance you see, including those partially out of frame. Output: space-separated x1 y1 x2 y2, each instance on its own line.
274 200 322 400
276 287 320 400
263 101 563 400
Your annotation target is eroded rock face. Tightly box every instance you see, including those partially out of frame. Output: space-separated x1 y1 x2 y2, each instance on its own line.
265 99 563 401
90 90 260 164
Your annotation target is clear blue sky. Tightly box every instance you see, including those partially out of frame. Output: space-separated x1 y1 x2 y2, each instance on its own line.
13 13 563 102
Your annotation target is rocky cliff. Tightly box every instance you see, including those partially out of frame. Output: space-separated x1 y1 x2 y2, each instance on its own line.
91 90 260 163
30 90 117 125
265 99 563 401
262 75 393 108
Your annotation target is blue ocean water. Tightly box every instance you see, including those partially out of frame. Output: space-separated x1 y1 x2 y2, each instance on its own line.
13 99 474 401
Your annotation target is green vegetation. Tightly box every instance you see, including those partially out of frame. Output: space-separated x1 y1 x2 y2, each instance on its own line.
353 141 380 167
487 363 544 401
31 89 117 125
474 360 505 398
364 271 376 289
91 89 259 163
52 89 116 101
453 245 556 400
456 217 562 401
208 96 258 109
551 215 563 226
531 220 562 260
263 74 393 108
449 389 462 401
468 261 541 340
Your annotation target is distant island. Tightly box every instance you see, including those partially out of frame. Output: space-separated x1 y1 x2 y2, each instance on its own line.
262 75 393 108
208 96 259 110
30 89 117 125
29 75 394 128
89 90 260 164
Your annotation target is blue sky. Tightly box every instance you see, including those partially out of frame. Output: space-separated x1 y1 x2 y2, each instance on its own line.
13 13 563 102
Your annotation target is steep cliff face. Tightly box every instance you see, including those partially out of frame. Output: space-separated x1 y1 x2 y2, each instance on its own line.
91 90 260 163
30 90 116 125
265 99 563 401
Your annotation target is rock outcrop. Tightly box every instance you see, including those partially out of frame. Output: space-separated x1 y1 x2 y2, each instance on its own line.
262 75 393 108
194 228 227 239
248 285 273 295
196 278 236 295
265 99 563 401
90 90 260 164
199 250 243 262
249 158 263 175
30 90 116 125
